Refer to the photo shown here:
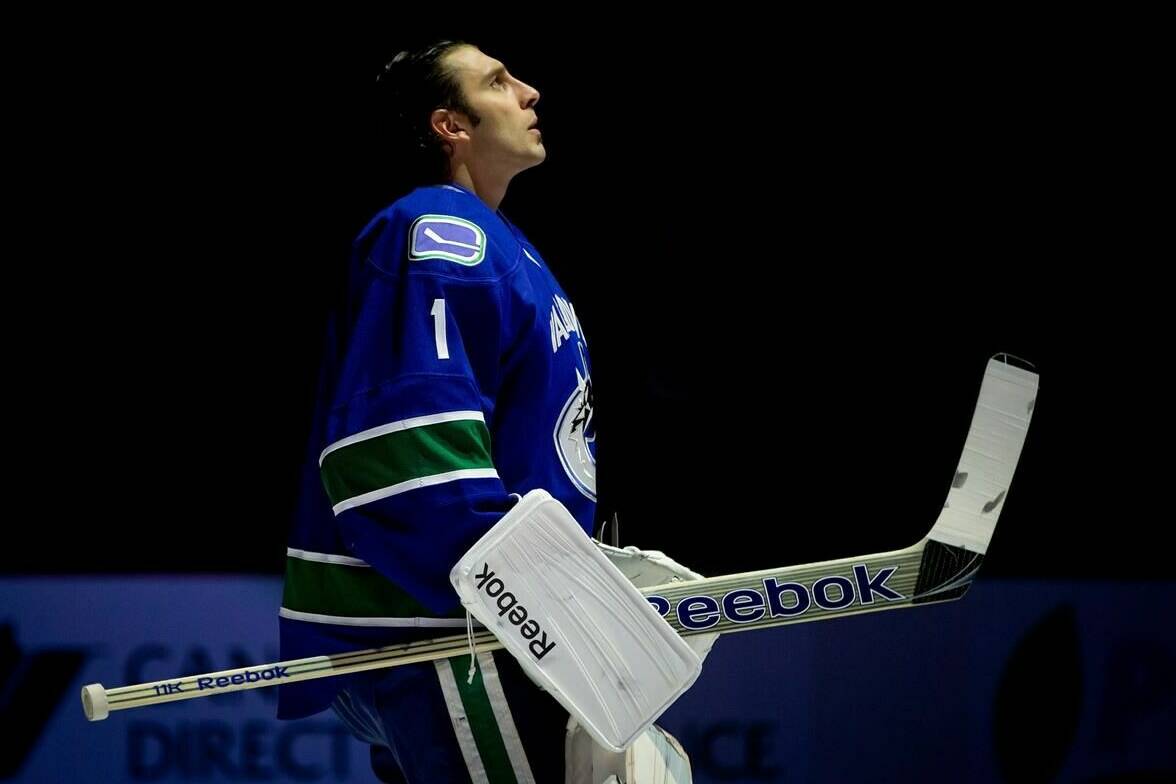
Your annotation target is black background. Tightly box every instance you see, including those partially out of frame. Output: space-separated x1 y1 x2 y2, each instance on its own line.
5 12 1166 581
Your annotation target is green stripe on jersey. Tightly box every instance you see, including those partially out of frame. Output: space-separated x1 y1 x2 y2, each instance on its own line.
282 557 461 619
321 418 493 506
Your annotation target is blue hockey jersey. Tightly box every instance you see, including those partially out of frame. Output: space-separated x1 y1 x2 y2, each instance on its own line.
278 183 596 719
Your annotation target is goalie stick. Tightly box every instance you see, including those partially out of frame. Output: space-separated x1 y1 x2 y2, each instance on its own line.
82 354 1037 721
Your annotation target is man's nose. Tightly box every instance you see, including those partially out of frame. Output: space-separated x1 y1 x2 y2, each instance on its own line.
519 79 540 109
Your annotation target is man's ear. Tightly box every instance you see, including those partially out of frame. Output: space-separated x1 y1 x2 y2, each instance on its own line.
430 108 470 145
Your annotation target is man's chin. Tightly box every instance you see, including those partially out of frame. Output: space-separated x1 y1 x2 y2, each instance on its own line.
522 146 547 169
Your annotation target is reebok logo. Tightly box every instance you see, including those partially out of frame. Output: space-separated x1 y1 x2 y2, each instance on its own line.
474 564 557 661
196 666 290 692
646 564 905 630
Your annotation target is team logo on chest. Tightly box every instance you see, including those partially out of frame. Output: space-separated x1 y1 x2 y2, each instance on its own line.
549 294 582 353
554 339 596 501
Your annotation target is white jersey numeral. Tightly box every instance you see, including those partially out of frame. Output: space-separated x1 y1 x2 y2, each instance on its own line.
430 299 450 359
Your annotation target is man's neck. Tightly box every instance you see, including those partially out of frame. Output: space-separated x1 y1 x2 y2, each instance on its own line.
450 163 510 212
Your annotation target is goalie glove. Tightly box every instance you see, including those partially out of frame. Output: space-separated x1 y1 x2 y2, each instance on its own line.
595 542 719 662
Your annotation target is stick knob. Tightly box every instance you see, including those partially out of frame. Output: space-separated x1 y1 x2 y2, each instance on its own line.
82 683 109 721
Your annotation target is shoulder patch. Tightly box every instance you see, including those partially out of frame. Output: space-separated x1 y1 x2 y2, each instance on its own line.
408 215 486 266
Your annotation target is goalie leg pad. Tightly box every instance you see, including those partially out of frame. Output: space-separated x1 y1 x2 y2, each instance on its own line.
565 718 692 784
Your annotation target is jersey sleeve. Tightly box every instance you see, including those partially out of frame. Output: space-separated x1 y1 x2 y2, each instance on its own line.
317 210 520 614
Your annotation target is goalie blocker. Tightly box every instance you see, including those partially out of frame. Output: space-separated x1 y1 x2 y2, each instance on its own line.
450 489 703 753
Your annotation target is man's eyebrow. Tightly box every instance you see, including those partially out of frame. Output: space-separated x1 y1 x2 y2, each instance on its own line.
482 65 507 82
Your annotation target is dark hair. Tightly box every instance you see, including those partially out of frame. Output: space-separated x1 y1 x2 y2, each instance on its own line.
375 39 480 187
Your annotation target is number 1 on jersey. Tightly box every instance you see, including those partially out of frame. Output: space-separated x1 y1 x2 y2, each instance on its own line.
431 299 450 359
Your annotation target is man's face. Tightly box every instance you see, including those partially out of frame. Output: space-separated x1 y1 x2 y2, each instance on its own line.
443 46 545 174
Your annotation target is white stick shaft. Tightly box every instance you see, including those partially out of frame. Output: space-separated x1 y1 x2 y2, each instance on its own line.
83 542 928 721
